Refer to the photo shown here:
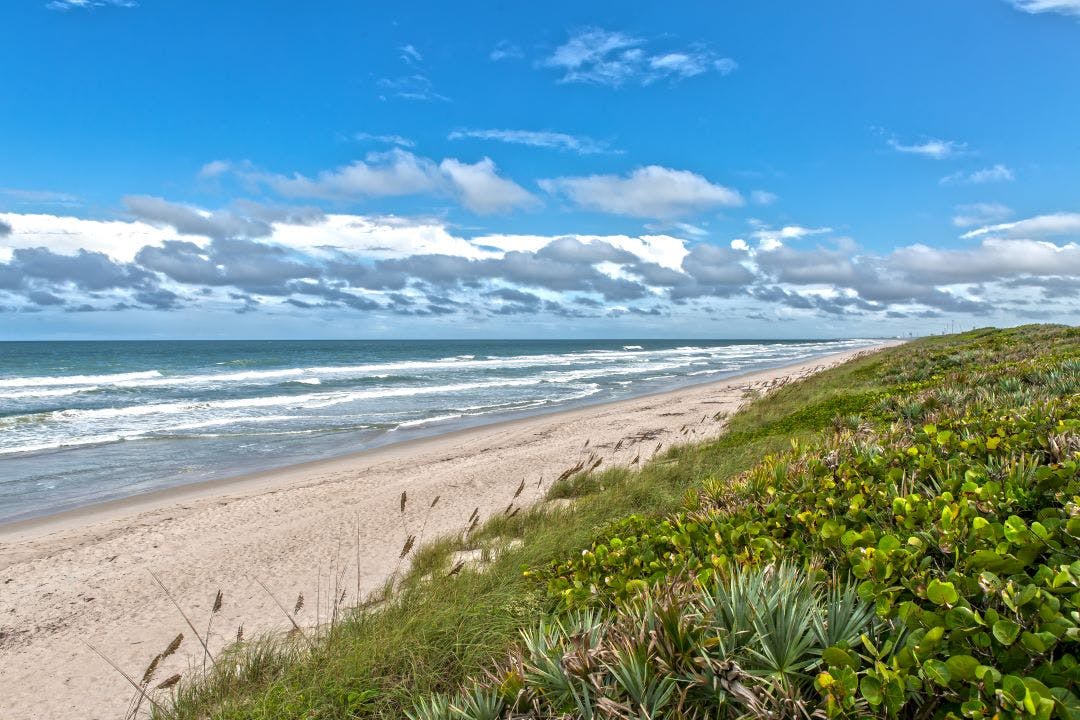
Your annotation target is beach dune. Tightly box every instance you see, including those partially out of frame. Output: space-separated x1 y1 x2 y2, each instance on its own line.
0 346 884 720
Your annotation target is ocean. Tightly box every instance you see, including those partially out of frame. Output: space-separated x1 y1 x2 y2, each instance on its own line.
0 338 880 523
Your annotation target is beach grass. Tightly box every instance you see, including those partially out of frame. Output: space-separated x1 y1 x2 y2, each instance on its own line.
150 324 1080 719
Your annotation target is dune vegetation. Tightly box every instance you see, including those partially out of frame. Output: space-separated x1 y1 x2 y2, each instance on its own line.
149 325 1080 720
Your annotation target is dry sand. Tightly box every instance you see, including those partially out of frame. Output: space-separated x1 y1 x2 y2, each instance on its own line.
0 345 889 720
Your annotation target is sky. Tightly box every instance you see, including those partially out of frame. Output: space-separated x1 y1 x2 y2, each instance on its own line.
1 1 1079 340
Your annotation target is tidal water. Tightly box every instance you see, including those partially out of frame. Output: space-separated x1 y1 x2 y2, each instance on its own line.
0 338 880 522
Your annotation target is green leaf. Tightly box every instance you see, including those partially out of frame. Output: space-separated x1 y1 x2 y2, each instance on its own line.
923 659 952 687
860 675 883 706
945 655 981 682
822 646 860 670
993 619 1022 646
927 578 959 606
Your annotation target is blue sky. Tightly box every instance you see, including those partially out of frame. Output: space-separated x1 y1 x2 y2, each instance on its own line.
2 0 1079 339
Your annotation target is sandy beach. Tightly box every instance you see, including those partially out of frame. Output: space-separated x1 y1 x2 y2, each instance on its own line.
0 345 887 720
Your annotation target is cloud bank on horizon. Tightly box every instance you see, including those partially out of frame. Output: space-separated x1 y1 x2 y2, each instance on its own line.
2 1 1079 338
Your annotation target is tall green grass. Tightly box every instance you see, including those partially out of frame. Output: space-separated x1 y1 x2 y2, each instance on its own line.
150 325 1080 719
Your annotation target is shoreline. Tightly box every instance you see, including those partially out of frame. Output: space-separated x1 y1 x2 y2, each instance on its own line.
0 343 884 542
0 343 894 720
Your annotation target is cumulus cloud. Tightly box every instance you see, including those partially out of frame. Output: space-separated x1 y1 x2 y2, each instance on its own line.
255 150 441 200
124 196 274 240
4 204 1079 322
0 219 11 237
887 136 967 159
542 28 736 87
960 212 1080 239
236 150 535 214
438 158 540 214
940 164 1014 185
448 128 614 155
889 238 1080 284
748 223 832 251
539 166 743 218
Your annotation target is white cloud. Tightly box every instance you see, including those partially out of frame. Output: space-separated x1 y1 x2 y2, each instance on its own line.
198 160 231 179
960 212 1080 239
46 0 135 9
399 44 423 64
1007 0 1080 15
887 136 967 159
257 149 443 200
542 28 736 87
490 41 524 61
750 190 778 206
940 164 1014 185
749 223 832 251
0 212 176 262
438 158 540 214
6 204 1080 321
952 203 1013 228
376 75 449 102
539 166 743 218
0 188 82 206
353 133 415 148
448 128 614 154
238 150 536 214
891 238 1080 283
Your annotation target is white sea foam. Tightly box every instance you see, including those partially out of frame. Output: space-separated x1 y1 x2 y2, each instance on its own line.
0 370 162 389
0 386 100 400
0 340 882 462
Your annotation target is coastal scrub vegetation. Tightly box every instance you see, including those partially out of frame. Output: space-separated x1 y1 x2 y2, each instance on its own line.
150 325 1080 719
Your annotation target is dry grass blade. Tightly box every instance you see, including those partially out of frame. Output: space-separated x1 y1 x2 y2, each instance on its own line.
556 460 585 483
236 624 244 643
631 452 640 465
503 502 514 515
253 578 312 647
512 478 525 499
203 589 223 674
148 570 215 665
399 535 416 559
467 507 479 524
448 560 465 576
85 642 166 716
429 495 440 509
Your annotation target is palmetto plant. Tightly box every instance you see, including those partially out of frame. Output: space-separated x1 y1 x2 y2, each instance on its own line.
408 564 882 719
